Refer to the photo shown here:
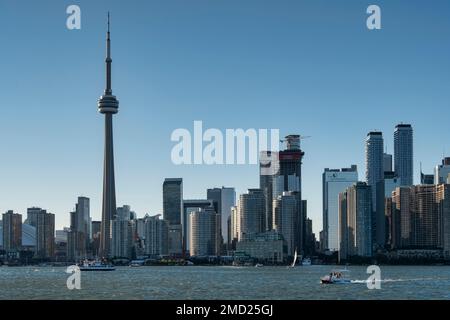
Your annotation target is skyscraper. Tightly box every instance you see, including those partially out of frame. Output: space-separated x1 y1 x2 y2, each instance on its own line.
163 178 183 225
375 171 401 248
259 150 280 231
366 132 384 211
182 199 215 253
2 211 22 251
277 135 305 254
339 182 373 260
26 207 55 259
99 14 119 258
239 189 265 238
207 187 236 246
394 124 413 186
273 192 297 256
322 165 358 251
144 215 169 256
366 131 384 249
189 207 221 256
67 197 91 261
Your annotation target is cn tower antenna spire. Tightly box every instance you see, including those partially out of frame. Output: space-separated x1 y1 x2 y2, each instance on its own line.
105 12 112 95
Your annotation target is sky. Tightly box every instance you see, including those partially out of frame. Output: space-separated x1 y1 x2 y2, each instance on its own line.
1 0 450 236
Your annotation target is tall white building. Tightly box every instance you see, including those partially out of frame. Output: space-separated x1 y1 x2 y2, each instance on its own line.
322 166 358 251
189 208 221 256
144 215 168 256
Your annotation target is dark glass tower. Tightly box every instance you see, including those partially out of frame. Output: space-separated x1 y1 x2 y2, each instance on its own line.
98 13 119 258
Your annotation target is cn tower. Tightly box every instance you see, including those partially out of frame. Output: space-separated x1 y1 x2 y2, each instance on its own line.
98 13 119 258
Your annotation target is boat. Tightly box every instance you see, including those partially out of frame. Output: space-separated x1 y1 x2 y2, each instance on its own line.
301 257 312 266
78 259 115 271
255 263 264 268
320 269 351 284
288 249 298 268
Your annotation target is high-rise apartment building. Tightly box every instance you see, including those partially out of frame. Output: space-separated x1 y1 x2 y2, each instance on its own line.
163 178 183 225
207 187 236 245
322 165 358 251
259 150 280 231
189 207 221 256
273 192 297 256
238 189 265 238
339 182 372 260
2 211 22 251
26 207 55 259
394 124 413 186
144 215 169 256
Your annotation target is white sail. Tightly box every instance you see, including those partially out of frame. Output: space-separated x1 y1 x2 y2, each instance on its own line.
291 249 298 268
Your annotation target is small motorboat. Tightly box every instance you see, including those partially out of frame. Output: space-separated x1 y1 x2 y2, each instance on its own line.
321 269 351 284
255 263 264 268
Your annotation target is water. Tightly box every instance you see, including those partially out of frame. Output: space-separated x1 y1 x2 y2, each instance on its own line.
1 265 450 300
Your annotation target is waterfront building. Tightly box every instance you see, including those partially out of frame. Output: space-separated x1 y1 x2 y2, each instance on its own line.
375 172 401 249
182 199 215 254
272 192 297 256
322 165 358 251
236 230 286 263
339 182 373 260
67 197 90 261
189 208 221 256
207 187 236 246
26 207 55 259
238 189 265 239
391 184 449 251
111 219 134 259
144 215 169 256
2 211 22 252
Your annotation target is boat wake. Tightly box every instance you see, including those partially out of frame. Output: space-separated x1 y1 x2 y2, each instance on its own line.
350 278 436 284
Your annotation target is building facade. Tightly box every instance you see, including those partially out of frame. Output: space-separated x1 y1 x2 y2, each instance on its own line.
322 165 358 251
2 211 22 252
189 208 221 256
394 124 414 186
26 208 55 259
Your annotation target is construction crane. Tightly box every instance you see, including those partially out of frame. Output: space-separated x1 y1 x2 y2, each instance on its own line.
280 134 311 150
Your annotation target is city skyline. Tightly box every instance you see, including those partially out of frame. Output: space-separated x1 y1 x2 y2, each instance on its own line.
2 1 450 237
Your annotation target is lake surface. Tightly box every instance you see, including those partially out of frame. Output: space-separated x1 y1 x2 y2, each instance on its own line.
1 265 450 300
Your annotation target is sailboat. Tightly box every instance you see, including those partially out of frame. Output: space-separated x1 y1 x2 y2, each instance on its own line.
288 249 298 268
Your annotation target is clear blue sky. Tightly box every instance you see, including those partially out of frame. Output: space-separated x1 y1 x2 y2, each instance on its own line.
1 0 450 236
